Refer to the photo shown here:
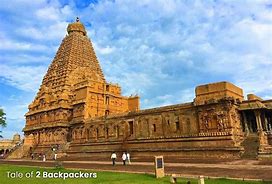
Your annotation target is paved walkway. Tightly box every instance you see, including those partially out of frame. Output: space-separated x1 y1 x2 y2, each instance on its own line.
5 159 272 170
1 159 272 181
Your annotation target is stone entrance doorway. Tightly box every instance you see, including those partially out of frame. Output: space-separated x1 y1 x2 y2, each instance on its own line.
240 109 272 159
241 110 258 133
241 110 260 159
240 109 272 133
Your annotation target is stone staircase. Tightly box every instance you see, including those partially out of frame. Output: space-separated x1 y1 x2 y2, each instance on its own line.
241 133 259 159
7 144 32 159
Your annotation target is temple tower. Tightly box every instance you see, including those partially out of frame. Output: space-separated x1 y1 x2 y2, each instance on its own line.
23 18 140 146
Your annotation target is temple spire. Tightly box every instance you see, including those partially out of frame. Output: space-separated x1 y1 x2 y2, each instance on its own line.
67 17 87 36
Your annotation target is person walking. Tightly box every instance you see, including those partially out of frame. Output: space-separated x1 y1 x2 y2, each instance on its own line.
54 153 57 160
122 152 127 166
31 153 34 160
111 152 117 166
42 154 46 162
126 152 131 165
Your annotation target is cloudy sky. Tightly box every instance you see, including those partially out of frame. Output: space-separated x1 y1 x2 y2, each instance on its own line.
0 0 272 139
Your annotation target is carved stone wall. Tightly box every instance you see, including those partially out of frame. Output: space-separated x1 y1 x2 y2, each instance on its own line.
70 103 200 143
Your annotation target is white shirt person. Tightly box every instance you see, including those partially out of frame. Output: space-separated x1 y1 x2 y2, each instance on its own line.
126 152 131 164
122 152 127 165
111 152 117 166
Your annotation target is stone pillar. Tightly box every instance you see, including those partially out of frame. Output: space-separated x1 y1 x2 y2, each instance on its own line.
242 111 249 134
37 133 40 144
86 128 89 142
268 115 272 131
264 114 269 131
116 126 119 138
254 110 263 131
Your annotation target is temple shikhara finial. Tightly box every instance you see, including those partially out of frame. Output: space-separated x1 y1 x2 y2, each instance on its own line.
6 18 272 161
67 17 87 36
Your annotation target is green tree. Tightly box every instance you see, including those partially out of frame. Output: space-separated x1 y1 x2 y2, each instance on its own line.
0 108 7 138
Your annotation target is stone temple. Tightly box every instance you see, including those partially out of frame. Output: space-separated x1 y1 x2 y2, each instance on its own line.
8 18 272 160
0 133 21 155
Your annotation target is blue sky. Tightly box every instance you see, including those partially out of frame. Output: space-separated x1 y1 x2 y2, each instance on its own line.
0 0 272 139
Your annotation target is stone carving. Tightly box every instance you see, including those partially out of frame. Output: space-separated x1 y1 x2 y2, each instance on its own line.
216 111 226 131
200 112 210 131
199 107 229 132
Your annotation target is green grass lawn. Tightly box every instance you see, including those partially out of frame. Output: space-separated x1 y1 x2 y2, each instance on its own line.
0 164 271 184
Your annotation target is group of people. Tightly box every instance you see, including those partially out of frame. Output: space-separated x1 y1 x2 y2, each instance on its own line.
32 152 57 161
30 153 47 161
30 145 58 161
111 151 131 166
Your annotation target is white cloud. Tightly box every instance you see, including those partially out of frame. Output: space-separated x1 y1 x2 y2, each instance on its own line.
0 37 49 51
142 88 195 109
0 64 46 92
0 54 51 65
93 43 116 55
36 6 60 20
